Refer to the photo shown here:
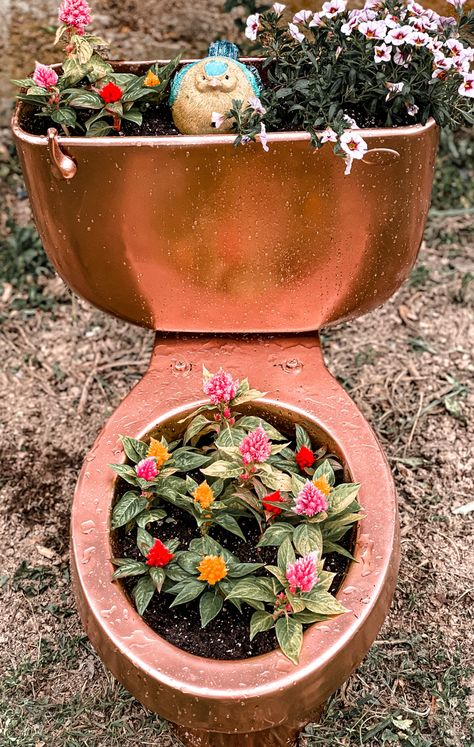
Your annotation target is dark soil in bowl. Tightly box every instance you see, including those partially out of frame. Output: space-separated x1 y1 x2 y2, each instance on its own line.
116 503 355 660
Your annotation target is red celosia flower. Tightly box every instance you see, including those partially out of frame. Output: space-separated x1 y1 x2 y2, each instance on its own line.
99 81 123 104
146 539 174 567
295 445 315 470
263 490 284 515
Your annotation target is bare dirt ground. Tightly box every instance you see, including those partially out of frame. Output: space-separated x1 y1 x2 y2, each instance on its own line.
1 0 474 744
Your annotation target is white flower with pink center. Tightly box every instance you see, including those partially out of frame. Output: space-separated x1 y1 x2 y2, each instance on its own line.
374 43 392 63
446 39 464 57
286 553 319 594
319 127 338 143
320 0 347 18
407 0 424 16
406 30 430 47
259 122 269 152
446 0 466 9
459 73 474 98
272 2 286 15
248 96 266 115
406 103 419 116
288 22 305 42
211 111 226 129
340 131 368 160
358 20 387 39
394 49 411 67
385 25 412 45
245 13 260 40
385 14 400 29
309 13 324 27
341 16 358 35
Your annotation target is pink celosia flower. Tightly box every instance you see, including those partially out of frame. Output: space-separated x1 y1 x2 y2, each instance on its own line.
32 63 59 89
58 0 92 33
239 426 271 465
203 368 239 405
245 13 260 41
286 552 319 594
135 456 158 481
294 480 328 516
288 22 305 42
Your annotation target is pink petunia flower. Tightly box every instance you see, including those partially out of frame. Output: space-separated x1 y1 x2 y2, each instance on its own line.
33 63 59 89
385 25 413 45
406 30 430 47
358 20 387 39
211 111 226 129
339 131 368 160
245 13 260 41
446 0 466 9
374 43 392 63
248 96 266 115
259 122 269 152
272 3 286 15
58 0 92 33
320 0 347 18
135 456 159 481
293 9 313 23
459 73 474 98
239 426 271 465
203 368 239 405
288 22 305 42
294 480 328 516
286 552 319 594
319 127 338 143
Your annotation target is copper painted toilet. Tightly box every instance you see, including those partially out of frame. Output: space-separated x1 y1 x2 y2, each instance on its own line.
12 71 438 746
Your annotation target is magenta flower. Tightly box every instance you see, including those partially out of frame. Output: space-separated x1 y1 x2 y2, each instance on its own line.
294 480 328 517
203 368 239 405
239 426 271 465
58 0 92 33
286 553 319 594
135 457 158 481
32 63 59 90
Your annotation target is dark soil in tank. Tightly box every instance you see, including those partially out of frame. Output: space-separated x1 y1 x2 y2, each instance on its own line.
116 502 355 661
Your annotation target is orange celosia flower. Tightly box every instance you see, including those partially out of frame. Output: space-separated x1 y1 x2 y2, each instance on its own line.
313 475 332 497
147 437 171 468
193 481 215 509
197 555 227 586
144 70 161 88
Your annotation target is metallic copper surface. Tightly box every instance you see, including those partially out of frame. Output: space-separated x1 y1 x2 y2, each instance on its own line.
47 128 77 180
71 333 400 745
12 61 438 333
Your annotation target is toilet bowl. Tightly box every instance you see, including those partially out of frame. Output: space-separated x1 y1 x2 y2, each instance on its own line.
12 72 438 745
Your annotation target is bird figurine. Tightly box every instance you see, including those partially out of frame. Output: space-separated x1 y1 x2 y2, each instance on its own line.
169 41 262 135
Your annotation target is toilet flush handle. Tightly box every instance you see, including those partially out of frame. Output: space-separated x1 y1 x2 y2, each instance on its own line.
362 148 400 166
47 128 77 181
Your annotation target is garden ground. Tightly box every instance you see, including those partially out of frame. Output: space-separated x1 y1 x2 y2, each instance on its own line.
1 1 474 743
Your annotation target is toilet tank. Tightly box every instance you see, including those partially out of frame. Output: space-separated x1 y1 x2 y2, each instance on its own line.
12 61 438 333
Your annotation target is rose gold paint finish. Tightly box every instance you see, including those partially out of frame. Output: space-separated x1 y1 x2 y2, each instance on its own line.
71 333 399 745
12 61 438 333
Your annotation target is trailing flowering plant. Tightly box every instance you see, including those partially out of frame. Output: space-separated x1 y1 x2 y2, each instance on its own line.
219 0 474 172
110 368 364 664
12 0 180 135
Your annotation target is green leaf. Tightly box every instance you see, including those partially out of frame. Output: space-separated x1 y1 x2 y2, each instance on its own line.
250 610 275 640
323 540 355 560
136 508 167 528
232 388 266 406
71 34 93 64
169 580 205 607
258 466 293 492
275 616 303 665
86 119 113 137
183 414 212 444
111 491 148 529
265 564 287 585
295 424 312 451
149 567 166 592
68 91 103 109
109 463 139 485
87 54 113 83
172 448 211 471
228 562 265 578
313 460 335 486
258 522 294 548
199 592 223 627
225 579 276 603
303 590 347 616
277 537 296 572
177 551 201 574
293 523 323 557
111 558 147 579
136 527 154 556
291 472 306 496
213 514 245 540
292 610 330 624
235 416 286 441
329 483 361 515
122 108 143 125
61 56 88 86
133 575 155 615
215 427 247 447
201 460 242 479
120 435 149 462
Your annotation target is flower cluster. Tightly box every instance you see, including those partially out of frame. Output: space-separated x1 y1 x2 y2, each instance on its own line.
58 0 92 34
111 368 363 664
234 0 474 172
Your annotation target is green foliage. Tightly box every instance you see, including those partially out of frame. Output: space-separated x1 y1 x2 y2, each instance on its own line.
110 368 361 664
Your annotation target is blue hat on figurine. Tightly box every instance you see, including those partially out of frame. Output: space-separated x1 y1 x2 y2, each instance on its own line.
170 41 262 135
